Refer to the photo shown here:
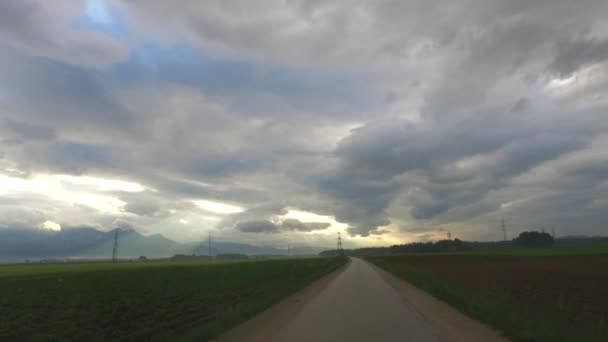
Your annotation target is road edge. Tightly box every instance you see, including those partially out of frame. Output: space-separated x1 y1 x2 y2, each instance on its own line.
212 258 351 342
369 261 510 342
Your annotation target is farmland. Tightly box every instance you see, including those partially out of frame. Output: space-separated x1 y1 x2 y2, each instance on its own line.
0 257 346 341
370 253 608 342
463 243 608 256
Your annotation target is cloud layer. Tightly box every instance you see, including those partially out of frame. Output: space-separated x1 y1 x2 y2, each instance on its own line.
1 0 608 246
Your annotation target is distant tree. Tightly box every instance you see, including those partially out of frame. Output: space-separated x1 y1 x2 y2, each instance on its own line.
513 231 554 247
215 253 248 260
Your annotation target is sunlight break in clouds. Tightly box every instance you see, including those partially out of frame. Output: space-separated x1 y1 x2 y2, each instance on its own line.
40 220 62 231
55 175 145 193
282 209 347 234
86 0 112 25
1 0 608 247
0 174 131 214
194 200 245 215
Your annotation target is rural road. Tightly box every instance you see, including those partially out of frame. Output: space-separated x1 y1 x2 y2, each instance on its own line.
216 258 509 342
272 257 441 341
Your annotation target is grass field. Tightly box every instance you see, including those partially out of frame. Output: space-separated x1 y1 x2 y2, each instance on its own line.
0 257 347 341
464 243 608 256
369 253 608 342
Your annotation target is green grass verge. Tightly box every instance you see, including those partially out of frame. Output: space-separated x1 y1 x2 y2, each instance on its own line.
0 257 347 341
369 257 599 342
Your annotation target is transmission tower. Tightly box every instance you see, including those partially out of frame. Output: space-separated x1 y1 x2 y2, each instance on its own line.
111 229 119 262
447 231 452 240
501 216 507 242
208 232 212 258
337 231 344 256
287 243 291 257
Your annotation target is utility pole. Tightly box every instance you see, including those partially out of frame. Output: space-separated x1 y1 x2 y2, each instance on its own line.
208 232 212 259
337 231 344 256
501 216 507 242
112 229 119 263
447 231 452 240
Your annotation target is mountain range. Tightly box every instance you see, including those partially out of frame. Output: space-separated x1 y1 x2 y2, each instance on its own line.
0 227 323 262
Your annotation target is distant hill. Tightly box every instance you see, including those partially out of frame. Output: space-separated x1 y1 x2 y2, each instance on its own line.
0 227 323 261
78 229 187 259
190 241 324 256
0 227 187 261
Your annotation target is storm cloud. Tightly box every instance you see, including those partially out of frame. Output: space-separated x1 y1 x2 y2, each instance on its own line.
1 0 608 246
236 219 332 234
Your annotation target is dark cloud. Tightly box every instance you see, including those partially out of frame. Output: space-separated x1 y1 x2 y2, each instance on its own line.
281 219 331 232
121 194 162 217
550 37 608 77
235 219 279 234
1 0 608 244
2 120 55 141
315 170 397 236
218 203 287 230
26 141 118 175
235 218 331 234
510 98 530 113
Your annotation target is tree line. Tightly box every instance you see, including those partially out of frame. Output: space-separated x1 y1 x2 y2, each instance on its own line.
319 230 584 257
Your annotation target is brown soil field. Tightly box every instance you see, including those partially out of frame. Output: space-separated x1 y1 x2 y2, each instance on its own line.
372 255 608 340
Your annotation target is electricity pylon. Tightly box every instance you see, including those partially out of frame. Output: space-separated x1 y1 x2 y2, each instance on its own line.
501 216 507 242
111 229 119 263
337 231 344 256
208 232 212 258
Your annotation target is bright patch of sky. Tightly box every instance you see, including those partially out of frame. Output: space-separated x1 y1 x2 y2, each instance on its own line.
86 0 111 25
40 220 62 231
77 0 129 38
548 73 578 89
0 173 128 213
194 199 245 215
55 175 144 193
283 209 348 234
284 209 335 223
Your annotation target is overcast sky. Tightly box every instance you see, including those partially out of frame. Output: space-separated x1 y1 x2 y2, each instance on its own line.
1 0 607 248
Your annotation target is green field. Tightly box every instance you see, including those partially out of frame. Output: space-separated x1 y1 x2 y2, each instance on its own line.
0 257 347 341
370 253 608 342
463 243 608 256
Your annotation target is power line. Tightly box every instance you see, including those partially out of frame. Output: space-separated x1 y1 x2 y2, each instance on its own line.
111 229 119 263
501 216 507 242
208 232 212 258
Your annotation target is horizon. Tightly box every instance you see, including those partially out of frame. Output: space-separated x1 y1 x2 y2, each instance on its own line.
2 0 608 250
5 223 606 248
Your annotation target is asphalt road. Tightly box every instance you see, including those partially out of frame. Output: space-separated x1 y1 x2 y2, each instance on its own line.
215 257 508 342
271 258 442 342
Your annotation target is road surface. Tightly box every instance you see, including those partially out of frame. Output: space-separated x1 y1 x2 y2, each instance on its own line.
215 258 509 342
272 257 441 341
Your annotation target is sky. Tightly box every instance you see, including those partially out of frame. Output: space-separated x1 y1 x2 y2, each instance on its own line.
1 0 608 249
